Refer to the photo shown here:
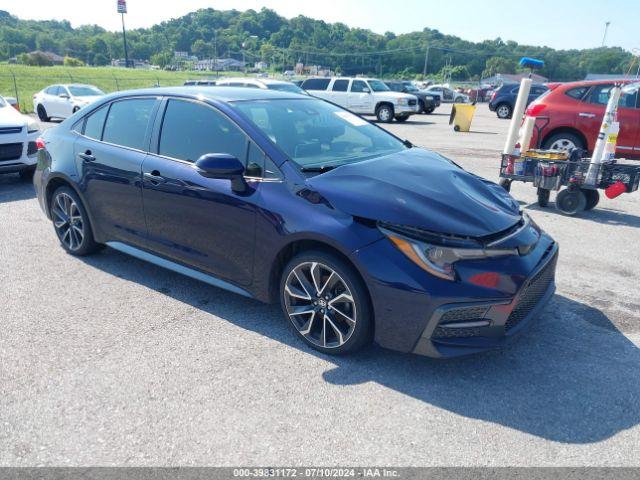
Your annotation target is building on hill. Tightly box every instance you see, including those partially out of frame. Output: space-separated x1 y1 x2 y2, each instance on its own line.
584 73 637 81
195 58 245 71
28 51 64 65
111 58 151 69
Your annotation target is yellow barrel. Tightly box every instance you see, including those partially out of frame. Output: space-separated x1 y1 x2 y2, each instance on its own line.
449 103 476 132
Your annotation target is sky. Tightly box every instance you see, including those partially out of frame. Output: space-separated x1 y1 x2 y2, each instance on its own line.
0 0 638 51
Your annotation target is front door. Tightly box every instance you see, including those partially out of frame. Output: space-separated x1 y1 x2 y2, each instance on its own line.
141 98 257 286
575 83 640 156
348 80 374 113
75 97 158 246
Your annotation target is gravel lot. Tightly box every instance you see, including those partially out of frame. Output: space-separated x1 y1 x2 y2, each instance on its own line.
1 105 639 466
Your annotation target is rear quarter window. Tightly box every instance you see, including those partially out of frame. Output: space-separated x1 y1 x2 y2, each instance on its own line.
302 78 331 91
565 86 589 100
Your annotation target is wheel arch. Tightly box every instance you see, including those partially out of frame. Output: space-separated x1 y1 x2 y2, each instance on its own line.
541 127 588 151
44 175 100 240
267 238 373 319
375 101 394 113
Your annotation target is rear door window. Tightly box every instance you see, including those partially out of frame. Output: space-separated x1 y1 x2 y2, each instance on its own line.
587 84 637 108
158 99 247 163
102 98 156 150
83 105 109 140
332 80 349 92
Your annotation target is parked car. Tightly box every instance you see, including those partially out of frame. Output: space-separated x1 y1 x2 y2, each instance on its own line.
215 77 306 95
0 95 40 178
424 85 469 104
302 77 419 122
527 80 640 156
488 83 549 119
34 86 557 358
4 96 20 111
184 80 217 86
33 84 105 121
385 80 440 114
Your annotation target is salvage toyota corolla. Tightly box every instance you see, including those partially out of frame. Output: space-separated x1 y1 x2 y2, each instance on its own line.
33 87 558 358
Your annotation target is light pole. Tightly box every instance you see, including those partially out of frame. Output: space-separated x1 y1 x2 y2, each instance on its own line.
242 35 258 73
601 21 611 47
117 0 129 68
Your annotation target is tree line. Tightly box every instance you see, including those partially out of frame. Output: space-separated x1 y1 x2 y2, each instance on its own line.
0 8 634 81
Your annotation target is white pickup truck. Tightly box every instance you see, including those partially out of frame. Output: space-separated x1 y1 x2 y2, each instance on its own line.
301 77 419 123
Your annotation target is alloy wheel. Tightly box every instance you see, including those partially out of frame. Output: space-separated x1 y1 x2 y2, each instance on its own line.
497 105 511 118
550 138 577 151
52 192 85 251
283 262 357 349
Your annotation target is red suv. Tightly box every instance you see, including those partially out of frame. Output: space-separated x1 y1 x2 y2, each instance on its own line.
527 80 640 158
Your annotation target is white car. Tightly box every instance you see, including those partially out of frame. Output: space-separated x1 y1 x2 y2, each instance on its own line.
301 77 419 122
215 77 307 95
0 95 41 178
33 84 105 122
424 85 469 103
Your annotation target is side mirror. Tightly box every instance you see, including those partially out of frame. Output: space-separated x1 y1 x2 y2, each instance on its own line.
195 153 248 193
362 88 371 94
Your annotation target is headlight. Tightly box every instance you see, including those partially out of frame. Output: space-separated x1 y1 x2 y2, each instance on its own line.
396 98 409 106
27 120 40 134
380 227 517 281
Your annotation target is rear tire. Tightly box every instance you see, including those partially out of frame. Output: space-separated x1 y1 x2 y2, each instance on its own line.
584 189 600 211
37 104 50 122
496 103 512 119
280 250 373 355
418 100 425 113
542 132 585 152
376 104 394 123
537 188 550 207
50 186 101 256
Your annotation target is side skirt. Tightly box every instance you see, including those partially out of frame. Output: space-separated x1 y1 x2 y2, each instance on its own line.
106 241 253 299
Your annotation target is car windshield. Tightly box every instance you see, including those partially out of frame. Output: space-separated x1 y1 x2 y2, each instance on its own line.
368 80 390 92
267 83 306 94
0 97 6 108
68 85 104 97
233 98 406 169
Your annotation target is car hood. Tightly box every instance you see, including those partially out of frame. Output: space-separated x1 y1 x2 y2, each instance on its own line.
305 148 521 238
377 91 416 100
0 106 28 128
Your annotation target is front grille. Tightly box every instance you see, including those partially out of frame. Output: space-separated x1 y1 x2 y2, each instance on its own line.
0 126 22 135
27 141 38 156
408 99 417 106
505 251 557 332
440 306 489 324
0 142 23 161
432 326 482 338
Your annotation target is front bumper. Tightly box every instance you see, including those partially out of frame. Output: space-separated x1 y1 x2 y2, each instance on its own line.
351 230 558 358
395 103 419 115
0 130 40 174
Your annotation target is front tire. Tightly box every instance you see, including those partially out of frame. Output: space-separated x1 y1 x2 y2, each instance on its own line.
37 104 50 122
395 115 409 123
425 107 435 114
50 186 101 256
376 104 394 123
280 250 372 355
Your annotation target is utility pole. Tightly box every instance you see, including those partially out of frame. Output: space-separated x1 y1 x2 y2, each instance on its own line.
117 0 129 67
214 30 218 77
422 45 430 80
601 21 611 47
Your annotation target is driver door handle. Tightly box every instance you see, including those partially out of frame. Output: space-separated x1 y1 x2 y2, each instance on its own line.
144 171 166 185
578 112 596 118
78 150 95 162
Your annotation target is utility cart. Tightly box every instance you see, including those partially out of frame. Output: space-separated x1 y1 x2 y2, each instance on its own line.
498 152 640 215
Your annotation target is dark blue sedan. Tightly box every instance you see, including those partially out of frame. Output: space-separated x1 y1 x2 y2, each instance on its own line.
33 87 558 358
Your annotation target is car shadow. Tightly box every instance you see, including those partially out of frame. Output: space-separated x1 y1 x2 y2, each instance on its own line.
0 174 36 203
80 246 640 445
526 202 640 228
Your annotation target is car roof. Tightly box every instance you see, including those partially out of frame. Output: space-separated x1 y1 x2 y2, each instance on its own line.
104 86 304 102
217 77 292 86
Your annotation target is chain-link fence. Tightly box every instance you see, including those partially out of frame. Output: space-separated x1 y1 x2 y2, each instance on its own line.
0 67 226 113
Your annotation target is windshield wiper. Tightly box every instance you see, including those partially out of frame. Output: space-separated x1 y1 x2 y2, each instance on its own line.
300 164 340 173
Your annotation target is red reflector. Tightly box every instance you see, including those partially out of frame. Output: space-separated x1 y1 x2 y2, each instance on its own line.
526 103 546 117
469 272 500 288
35 137 46 150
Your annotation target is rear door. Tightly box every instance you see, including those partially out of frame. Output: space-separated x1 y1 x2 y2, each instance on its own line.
329 79 350 108
46 86 63 118
301 78 332 102
140 98 258 285
348 80 373 113
74 97 159 246
575 83 639 155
